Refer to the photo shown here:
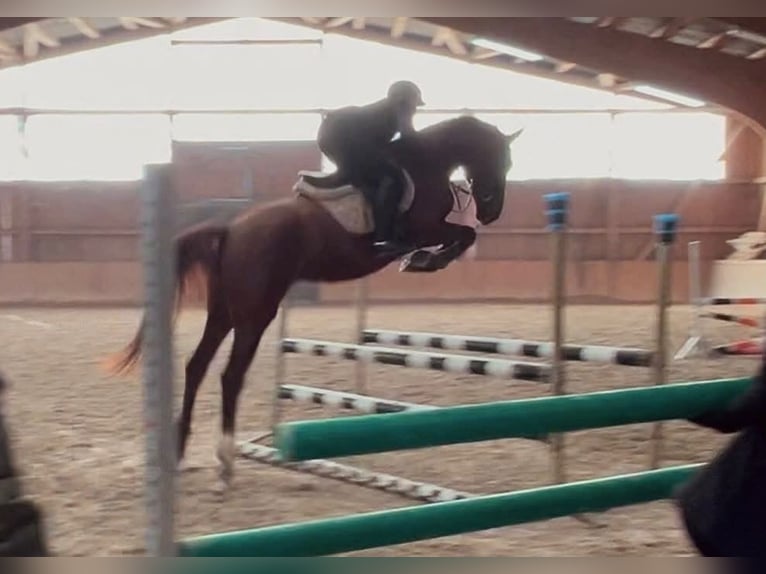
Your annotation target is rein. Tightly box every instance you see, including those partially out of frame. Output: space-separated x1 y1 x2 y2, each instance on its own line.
449 180 474 214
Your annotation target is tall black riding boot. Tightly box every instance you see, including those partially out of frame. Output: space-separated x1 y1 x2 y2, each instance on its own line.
372 180 407 253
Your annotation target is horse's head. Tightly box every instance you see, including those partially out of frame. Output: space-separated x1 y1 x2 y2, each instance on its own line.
457 118 522 225
393 115 522 226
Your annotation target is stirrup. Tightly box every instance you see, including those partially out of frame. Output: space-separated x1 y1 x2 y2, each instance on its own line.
373 239 412 256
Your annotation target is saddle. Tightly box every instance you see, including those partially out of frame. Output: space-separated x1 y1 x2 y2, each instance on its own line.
293 170 415 235
293 171 480 235
299 171 349 190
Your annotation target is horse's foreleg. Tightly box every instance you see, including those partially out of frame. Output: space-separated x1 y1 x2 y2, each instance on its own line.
401 225 477 273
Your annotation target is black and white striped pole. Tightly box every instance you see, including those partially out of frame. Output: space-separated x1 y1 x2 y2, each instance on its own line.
545 191 569 485
650 213 679 469
140 163 176 556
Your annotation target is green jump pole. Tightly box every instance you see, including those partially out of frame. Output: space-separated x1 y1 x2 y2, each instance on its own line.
276 377 751 462
178 464 700 557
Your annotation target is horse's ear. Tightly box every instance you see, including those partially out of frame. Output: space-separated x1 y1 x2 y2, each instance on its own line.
506 128 524 144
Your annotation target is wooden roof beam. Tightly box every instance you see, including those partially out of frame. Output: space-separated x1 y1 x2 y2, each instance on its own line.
68 17 100 39
597 73 617 88
23 23 60 58
595 17 616 28
0 17 228 71
0 38 17 58
282 22 612 96
472 47 500 60
649 18 693 40
425 17 766 132
714 18 766 38
697 32 728 49
118 17 166 30
324 17 354 28
432 26 467 56
391 17 408 38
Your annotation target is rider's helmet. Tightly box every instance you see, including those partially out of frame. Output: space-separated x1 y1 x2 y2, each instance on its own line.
387 80 426 109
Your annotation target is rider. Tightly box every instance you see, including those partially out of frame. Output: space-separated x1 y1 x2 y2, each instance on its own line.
316 80 425 252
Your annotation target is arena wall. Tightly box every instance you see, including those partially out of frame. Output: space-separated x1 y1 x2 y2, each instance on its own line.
0 141 759 306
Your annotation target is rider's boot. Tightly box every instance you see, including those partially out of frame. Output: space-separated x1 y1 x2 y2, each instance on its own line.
372 177 409 254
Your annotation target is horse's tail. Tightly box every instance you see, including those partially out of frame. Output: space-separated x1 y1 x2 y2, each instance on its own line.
104 224 229 376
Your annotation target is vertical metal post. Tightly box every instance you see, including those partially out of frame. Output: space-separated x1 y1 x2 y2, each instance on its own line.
544 192 569 485
270 298 290 430
650 213 679 469
354 278 369 394
0 193 13 263
674 241 705 359
688 241 703 351
141 163 176 556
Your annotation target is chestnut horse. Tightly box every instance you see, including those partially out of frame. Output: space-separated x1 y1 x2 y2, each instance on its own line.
108 115 521 490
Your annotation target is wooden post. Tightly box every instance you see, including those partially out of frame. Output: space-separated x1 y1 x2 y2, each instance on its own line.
649 213 679 469
544 192 569 485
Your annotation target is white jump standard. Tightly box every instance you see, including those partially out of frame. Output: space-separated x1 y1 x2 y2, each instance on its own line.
675 240 766 359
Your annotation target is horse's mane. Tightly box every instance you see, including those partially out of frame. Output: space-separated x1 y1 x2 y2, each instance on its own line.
418 114 505 139
389 114 507 166
396 115 506 151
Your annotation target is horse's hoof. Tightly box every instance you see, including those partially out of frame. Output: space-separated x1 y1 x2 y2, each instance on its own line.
212 479 230 496
400 249 435 272
401 260 441 273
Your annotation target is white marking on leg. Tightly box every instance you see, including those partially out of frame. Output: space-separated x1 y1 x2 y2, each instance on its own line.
214 431 236 494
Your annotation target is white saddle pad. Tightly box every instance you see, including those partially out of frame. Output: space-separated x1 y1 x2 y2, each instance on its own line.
293 171 479 235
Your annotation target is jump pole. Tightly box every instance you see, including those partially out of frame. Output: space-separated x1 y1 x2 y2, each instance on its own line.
140 163 176 556
360 331 653 367
649 213 679 469
544 192 568 486
178 463 701 557
274 376 751 462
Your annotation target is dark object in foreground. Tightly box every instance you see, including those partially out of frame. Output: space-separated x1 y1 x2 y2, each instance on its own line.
0 373 49 557
675 354 766 560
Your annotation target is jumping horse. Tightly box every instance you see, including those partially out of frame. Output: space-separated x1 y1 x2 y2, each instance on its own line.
108 115 522 491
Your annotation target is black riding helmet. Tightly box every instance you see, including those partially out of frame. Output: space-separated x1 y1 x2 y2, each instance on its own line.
387 80 425 107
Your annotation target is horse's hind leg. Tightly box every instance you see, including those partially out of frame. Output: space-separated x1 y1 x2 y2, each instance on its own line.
176 296 232 469
215 310 279 492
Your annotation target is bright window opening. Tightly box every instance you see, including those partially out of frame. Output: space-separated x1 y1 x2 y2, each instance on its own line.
0 18 727 182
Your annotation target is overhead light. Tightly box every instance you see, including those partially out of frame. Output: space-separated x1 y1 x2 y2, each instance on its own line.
469 37 544 62
631 84 707 107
